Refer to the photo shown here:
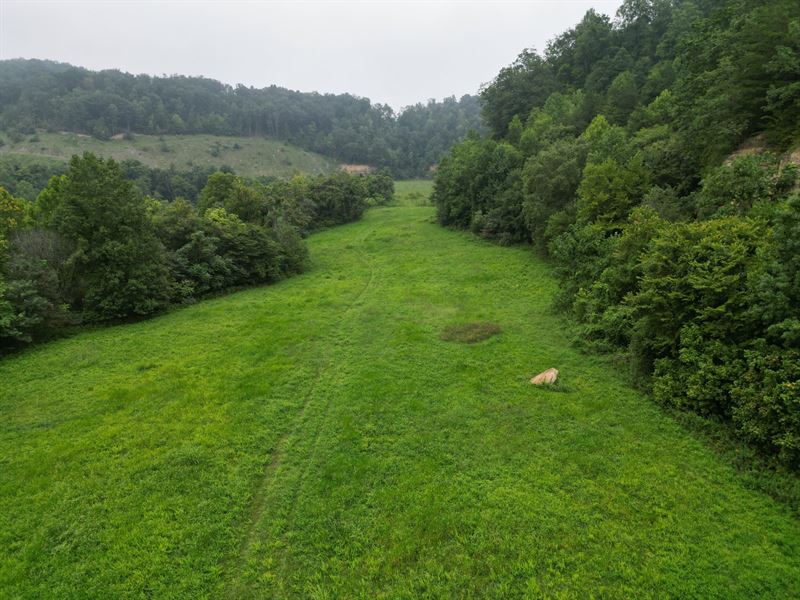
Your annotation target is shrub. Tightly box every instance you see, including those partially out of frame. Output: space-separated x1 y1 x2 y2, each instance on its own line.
732 346 800 467
631 217 762 410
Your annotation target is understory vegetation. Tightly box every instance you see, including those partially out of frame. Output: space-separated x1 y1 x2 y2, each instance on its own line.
2 202 799 596
433 0 800 467
0 153 393 350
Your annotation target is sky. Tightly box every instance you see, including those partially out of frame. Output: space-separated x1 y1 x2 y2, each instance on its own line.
0 0 622 111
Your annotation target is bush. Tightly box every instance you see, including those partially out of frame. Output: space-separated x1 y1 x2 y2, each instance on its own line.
433 135 524 242
695 154 797 219
733 347 800 467
365 170 394 205
631 217 762 409
306 172 369 229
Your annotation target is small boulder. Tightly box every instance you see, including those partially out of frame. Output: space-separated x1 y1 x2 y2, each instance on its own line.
530 368 558 385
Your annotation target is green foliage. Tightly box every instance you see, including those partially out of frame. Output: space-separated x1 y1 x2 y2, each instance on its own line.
433 136 525 243
749 194 800 348
576 154 651 226
40 153 170 319
632 217 762 407
365 170 395 205
732 345 800 467
672 0 800 162
548 222 616 311
522 137 587 250
603 70 639 125
519 90 587 156
480 49 556 138
573 206 663 350
306 171 369 229
696 153 797 219
0 155 66 200
198 171 239 214
764 18 800 144
432 0 800 466
1 229 72 342
0 187 29 236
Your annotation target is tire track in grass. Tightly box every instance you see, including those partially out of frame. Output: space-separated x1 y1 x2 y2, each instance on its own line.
225 220 381 597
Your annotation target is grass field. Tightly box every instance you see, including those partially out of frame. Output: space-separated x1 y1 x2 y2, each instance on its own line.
2 187 799 597
0 132 335 178
394 179 434 205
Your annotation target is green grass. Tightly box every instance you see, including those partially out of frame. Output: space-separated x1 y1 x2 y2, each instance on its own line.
2 200 800 597
0 132 335 178
394 179 433 205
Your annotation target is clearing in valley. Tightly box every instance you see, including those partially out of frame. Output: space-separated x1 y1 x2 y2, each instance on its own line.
1 184 799 597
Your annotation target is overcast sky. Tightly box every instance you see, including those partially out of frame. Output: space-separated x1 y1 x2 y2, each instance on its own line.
1 0 621 110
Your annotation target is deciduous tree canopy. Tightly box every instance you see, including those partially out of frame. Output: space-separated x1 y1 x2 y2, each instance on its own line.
433 0 800 467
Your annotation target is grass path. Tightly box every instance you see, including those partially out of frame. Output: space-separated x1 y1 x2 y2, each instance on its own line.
2 198 800 597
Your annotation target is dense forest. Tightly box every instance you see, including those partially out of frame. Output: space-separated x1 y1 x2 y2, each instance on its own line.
433 0 800 466
0 59 482 177
0 153 393 349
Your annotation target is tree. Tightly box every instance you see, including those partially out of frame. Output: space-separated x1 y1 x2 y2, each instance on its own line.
480 49 556 138
41 153 170 319
577 155 651 226
522 137 588 250
603 70 639 125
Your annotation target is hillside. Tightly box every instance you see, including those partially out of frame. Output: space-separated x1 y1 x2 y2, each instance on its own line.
0 59 483 176
0 132 335 179
2 195 799 597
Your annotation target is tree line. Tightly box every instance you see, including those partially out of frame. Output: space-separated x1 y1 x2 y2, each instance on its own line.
0 154 225 204
0 59 482 177
433 0 800 467
0 153 393 350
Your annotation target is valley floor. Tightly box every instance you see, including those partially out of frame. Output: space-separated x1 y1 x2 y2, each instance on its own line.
1 201 799 597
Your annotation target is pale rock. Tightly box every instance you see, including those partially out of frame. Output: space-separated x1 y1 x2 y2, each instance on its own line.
530 368 558 385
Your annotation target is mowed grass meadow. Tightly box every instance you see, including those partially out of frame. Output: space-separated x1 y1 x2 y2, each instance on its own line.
2 182 800 597
0 132 336 178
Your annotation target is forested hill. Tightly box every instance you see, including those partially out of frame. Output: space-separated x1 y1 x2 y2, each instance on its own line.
433 0 800 467
0 59 483 177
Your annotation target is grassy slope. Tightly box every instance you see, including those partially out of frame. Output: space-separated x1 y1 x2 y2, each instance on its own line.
0 132 335 178
2 183 799 597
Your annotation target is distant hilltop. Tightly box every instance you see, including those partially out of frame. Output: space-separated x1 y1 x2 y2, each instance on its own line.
0 58 484 178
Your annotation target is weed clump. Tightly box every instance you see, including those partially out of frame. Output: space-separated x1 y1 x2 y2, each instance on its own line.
440 321 501 344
